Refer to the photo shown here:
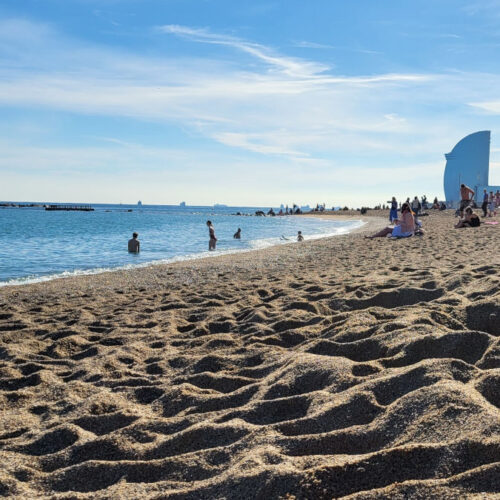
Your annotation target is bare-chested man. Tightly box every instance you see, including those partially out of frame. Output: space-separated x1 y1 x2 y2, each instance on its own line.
128 232 140 253
459 184 474 217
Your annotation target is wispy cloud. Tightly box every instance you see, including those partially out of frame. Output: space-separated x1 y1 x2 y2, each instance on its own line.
2 19 500 204
293 40 382 55
461 0 500 17
469 100 500 113
159 25 329 78
293 40 336 49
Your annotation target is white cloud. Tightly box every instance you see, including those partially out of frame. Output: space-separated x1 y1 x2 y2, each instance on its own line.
159 24 329 78
469 101 500 113
3 20 500 204
293 40 336 49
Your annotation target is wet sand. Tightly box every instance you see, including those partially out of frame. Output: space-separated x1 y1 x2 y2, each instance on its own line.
0 210 499 498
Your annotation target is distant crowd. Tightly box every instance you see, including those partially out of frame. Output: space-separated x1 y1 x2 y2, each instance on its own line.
366 185 499 239
127 186 500 251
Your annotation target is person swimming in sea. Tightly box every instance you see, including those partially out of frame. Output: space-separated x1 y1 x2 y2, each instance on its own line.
128 232 140 253
207 220 217 250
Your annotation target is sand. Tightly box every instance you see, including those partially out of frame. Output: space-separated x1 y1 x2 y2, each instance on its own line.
0 210 499 499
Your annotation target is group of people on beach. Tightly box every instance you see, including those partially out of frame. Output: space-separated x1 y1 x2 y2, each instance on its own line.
129 183 496 251
480 188 500 218
368 183 497 239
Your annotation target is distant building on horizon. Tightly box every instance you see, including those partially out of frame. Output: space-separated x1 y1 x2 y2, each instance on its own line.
137 200 142 206
444 131 500 206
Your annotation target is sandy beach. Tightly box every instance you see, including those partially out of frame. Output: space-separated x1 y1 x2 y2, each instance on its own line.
0 210 499 498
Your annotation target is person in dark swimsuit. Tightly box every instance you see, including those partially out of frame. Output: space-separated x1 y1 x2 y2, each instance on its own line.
207 220 217 250
455 207 480 228
233 228 241 239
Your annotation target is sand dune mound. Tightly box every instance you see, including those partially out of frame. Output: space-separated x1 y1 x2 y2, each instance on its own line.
0 212 499 498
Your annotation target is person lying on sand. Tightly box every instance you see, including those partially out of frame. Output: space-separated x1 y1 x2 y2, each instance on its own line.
366 202 415 238
455 206 480 228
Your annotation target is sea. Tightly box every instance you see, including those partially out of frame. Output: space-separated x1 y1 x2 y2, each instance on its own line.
0 204 363 286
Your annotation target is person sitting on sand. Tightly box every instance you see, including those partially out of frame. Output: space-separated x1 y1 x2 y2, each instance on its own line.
455 206 480 228
366 202 415 238
207 220 217 250
128 232 140 253
297 231 304 241
233 228 241 239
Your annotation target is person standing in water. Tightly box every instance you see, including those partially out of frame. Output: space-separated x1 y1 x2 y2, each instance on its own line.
207 220 217 250
233 228 241 239
128 232 140 253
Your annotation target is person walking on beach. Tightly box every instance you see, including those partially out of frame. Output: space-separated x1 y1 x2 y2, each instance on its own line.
128 232 140 253
233 228 241 239
411 196 421 216
207 220 217 250
481 189 489 217
388 197 398 223
459 183 474 217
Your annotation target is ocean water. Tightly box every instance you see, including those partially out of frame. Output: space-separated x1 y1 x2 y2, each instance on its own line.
0 204 363 286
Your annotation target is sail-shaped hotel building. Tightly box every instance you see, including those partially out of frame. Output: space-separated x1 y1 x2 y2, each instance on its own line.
444 131 500 205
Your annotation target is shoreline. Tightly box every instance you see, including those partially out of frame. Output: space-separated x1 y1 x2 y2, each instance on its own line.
0 215 382 290
1 210 497 498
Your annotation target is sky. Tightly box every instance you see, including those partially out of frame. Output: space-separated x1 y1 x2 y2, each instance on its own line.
2 0 500 207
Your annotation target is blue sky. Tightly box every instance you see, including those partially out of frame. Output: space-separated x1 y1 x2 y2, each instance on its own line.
2 0 500 206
